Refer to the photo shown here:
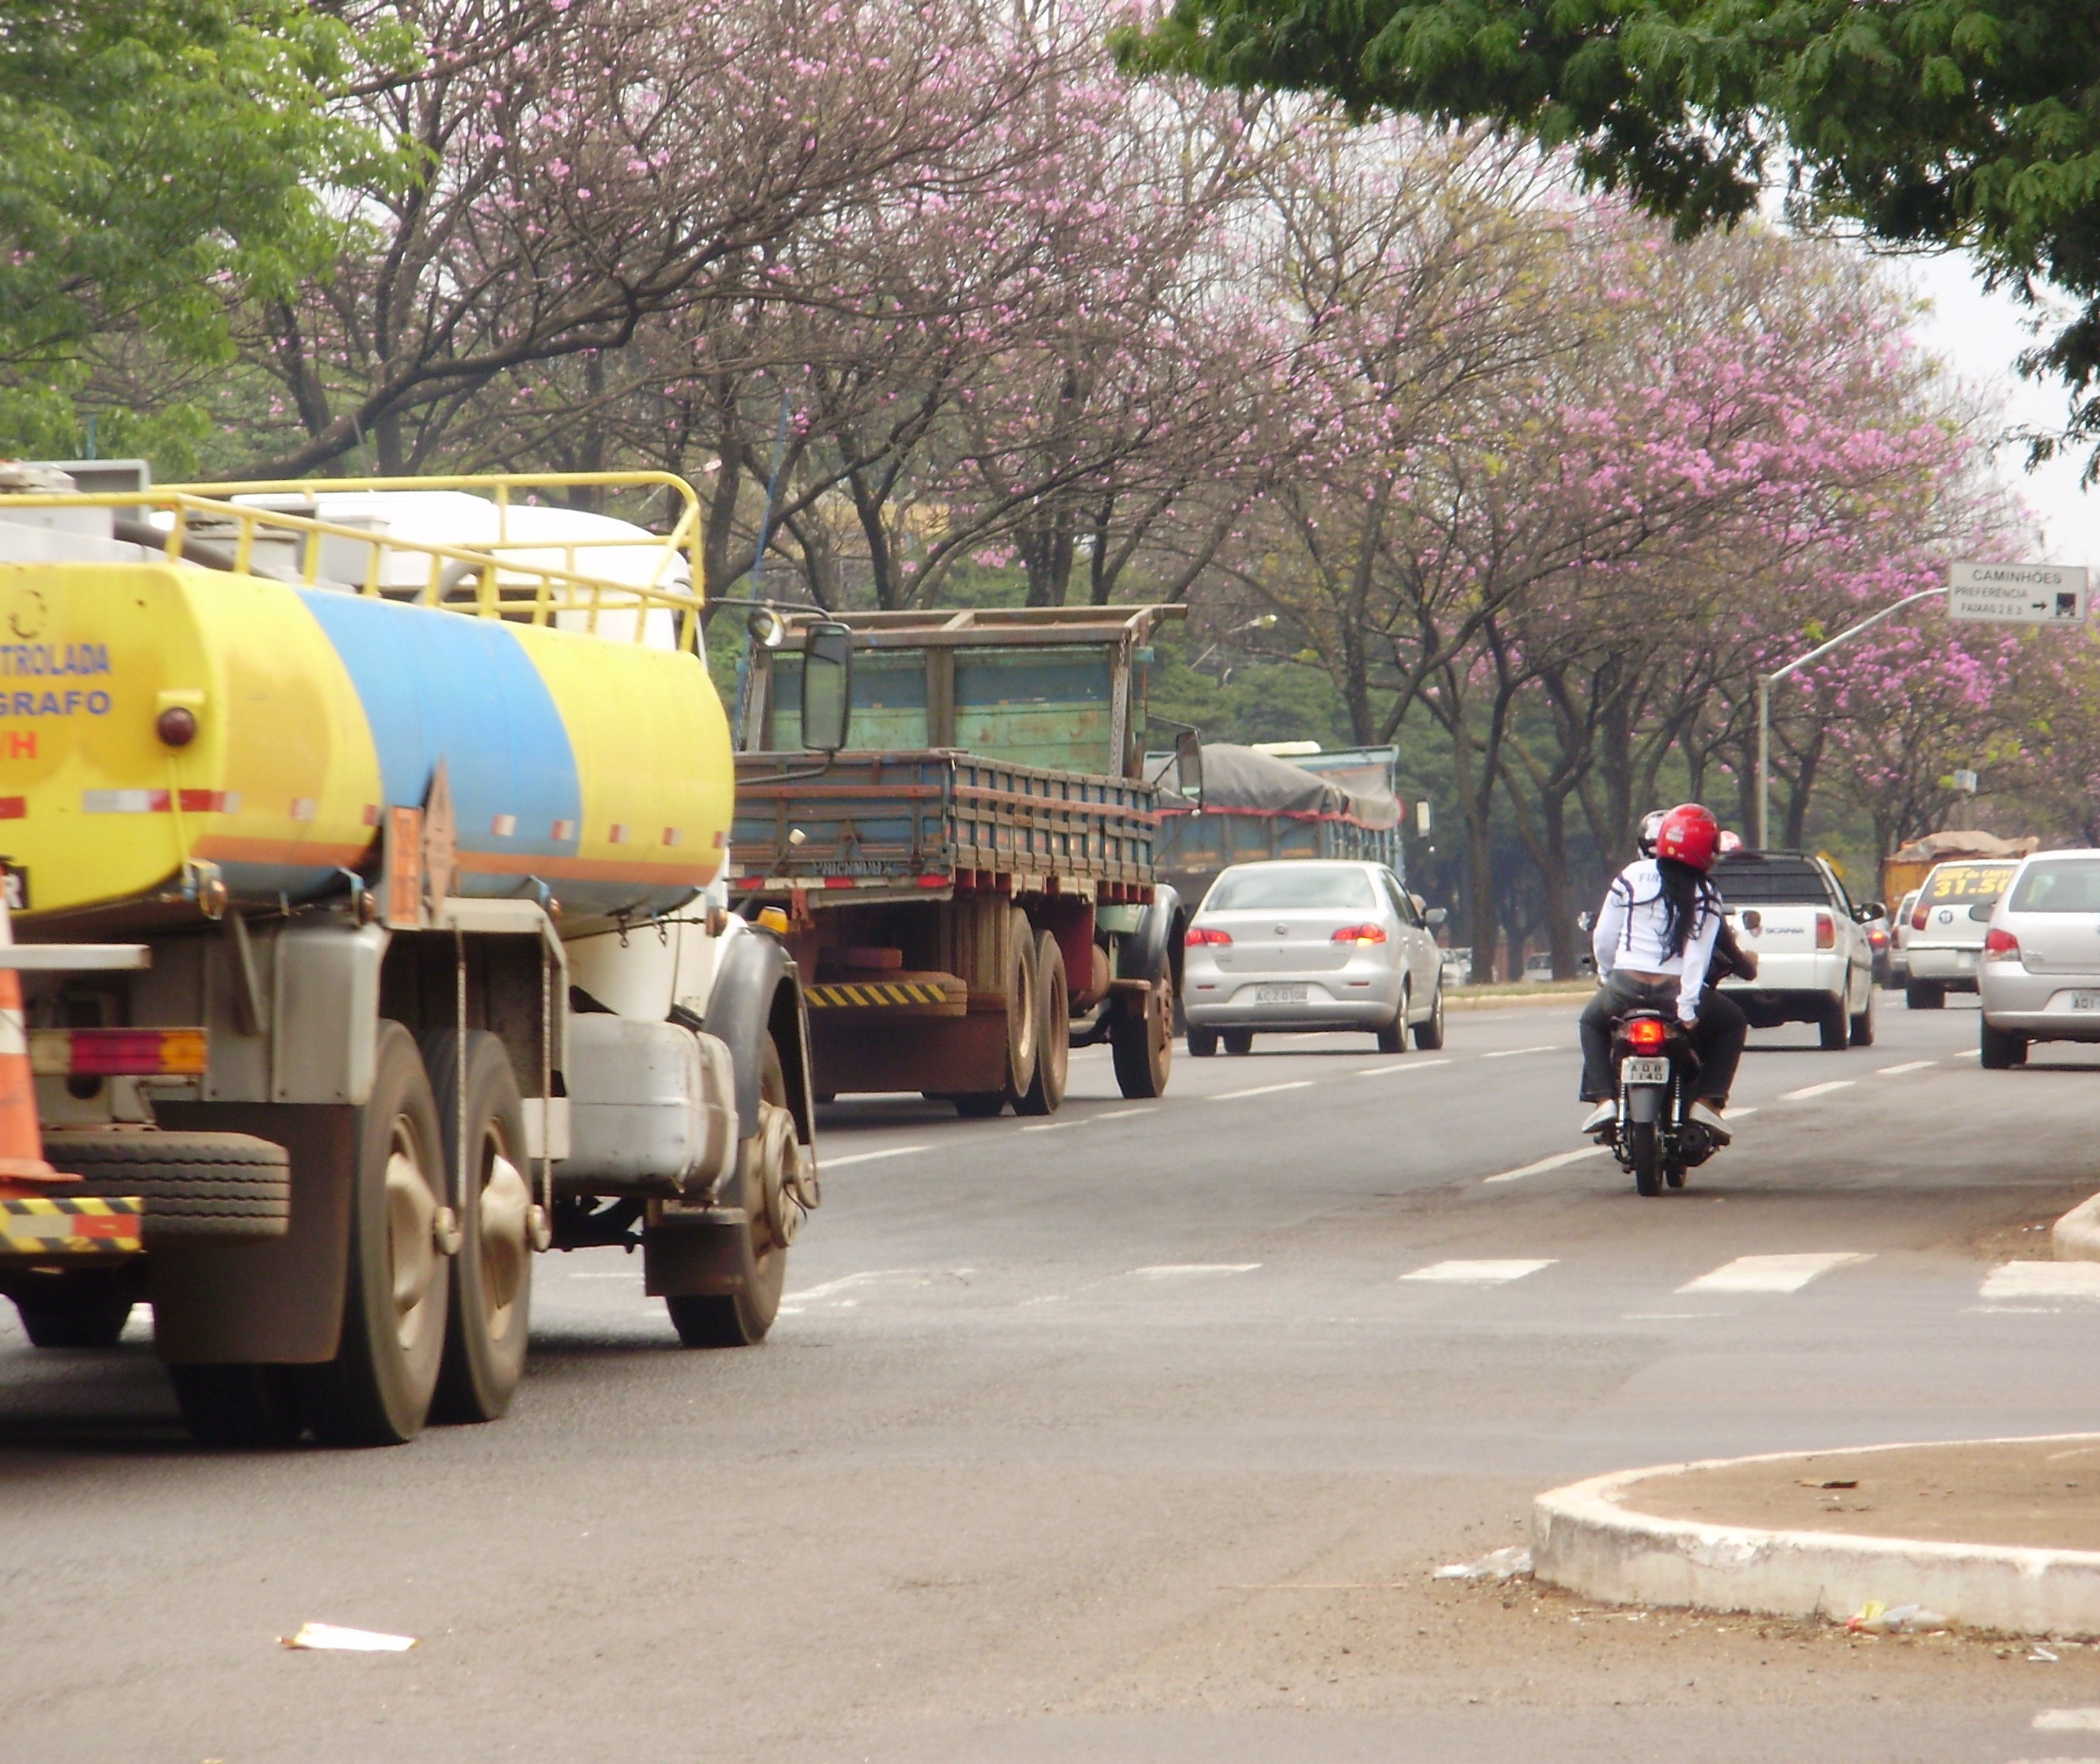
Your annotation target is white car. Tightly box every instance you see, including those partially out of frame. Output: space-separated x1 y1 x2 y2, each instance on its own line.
1710 850 1879 1049
1182 860 1446 1054
1903 858 2020 1008
1977 849 2100 1066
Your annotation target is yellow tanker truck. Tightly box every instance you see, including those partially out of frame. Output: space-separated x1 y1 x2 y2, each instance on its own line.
0 464 838 1446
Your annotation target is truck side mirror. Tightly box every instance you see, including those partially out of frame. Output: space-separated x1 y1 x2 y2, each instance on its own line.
800 620 853 754
1175 729 1203 801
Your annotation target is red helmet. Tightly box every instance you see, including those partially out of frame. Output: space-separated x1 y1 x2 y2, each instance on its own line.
1655 803 1720 872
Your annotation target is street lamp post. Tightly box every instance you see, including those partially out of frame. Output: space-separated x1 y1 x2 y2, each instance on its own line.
1755 587 1948 850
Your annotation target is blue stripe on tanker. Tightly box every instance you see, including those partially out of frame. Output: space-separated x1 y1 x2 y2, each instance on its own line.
296 590 583 869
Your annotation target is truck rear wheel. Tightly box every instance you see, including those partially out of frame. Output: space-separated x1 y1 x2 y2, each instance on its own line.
666 1039 793 1348
1111 979 1173 1099
298 1022 450 1446
1000 909 1040 1106
12 1267 138 1348
1015 932 1069 1115
1818 995 1851 1051
421 1030 533 1425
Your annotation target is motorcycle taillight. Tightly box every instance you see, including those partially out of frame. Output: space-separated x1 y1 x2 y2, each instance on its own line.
1626 1017 1668 1051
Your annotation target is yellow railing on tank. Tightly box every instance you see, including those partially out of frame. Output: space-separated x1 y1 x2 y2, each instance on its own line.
1 472 710 650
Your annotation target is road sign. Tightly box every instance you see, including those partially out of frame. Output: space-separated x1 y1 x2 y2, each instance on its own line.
1946 561 2088 625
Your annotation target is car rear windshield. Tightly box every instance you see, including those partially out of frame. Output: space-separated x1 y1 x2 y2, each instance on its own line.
2008 859 2100 914
1206 867 1377 911
1921 860 2019 904
1711 857 1830 906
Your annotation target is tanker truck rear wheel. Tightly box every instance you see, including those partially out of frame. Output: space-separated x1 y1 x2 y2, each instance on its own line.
421 1030 533 1425
666 1040 792 1348
297 1023 450 1446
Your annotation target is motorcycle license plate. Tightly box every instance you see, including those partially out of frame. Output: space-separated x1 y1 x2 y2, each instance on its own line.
1621 1057 1670 1085
1255 984 1307 1004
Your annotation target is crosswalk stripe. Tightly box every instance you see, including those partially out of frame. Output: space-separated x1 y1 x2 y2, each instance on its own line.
1982 1262 2100 1302
1678 1252 1869 1294
2035 1709 2100 1730
1780 1080 1854 1101
1402 1259 1555 1285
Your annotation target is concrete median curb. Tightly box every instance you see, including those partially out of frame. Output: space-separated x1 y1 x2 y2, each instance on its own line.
2053 1190 2100 1261
1531 1436 2100 1637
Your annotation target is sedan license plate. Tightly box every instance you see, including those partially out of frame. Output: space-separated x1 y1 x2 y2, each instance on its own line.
2072 992 2100 1012
1255 984 1308 1004
1621 1056 1670 1085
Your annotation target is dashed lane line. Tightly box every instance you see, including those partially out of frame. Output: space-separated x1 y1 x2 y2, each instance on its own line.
1481 1044 1557 1059
1877 1060 1936 1075
1210 1080 1316 1101
1019 1121 1082 1133
819 1144 932 1169
1402 1258 1556 1285
1483 1146 1609 1185
1094 1105 1158 1119
1678 1252 1870 1295
1779 1079 1854 1102
1356 1058 1452 1077
1129 1262 1260 1278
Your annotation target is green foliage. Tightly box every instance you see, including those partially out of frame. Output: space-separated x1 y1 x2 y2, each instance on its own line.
1144 643 1358 748
1116 1 2100 442
0 1 404 448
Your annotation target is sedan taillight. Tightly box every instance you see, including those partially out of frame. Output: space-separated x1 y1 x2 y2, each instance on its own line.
1985 927 2021 961
1815 910 1835 950
1185 925 1231 947
1332 923 1387 945
1911 902 1929 931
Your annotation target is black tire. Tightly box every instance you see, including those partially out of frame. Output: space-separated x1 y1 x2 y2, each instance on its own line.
1187 1028 1219 1058
1849 992 1876 1048
1628 1121 1663 1197
12 1268 138 1348
1906 979 1946 1010
41 1130 288 1242
1222 1030 1254 1056
168 1363 305 1448
1111 979 1173 1098
1015 932 1069 1116
1980 1020 2029 1069
667 1039 793 1348
1818 996 1850 1051
421 1030 533 1425
296 1021 450 1447
953 1092 1006 1118
1376 988 1407 1054
1000 909 1040 1106
1413 983 1446 1051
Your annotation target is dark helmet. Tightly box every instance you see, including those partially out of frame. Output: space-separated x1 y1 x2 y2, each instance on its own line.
1636 809 1667 858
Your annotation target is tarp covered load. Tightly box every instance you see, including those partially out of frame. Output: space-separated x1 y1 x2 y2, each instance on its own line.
1160 744 1399 828
1891 829 2039 864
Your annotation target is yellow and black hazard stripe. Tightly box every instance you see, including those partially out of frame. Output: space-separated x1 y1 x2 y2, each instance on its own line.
0 1195 144 1255
806 980 959 1009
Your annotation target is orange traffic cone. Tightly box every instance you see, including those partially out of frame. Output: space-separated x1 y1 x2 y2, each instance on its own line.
0 892 57 1187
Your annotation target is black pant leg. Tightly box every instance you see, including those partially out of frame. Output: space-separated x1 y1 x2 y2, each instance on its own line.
1691 990 1748 1102
1577 984 1620 1100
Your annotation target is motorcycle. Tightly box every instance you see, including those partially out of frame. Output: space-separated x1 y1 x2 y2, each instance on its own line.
1601 1010 1725 1196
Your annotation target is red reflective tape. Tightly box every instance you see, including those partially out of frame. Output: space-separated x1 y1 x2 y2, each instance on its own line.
822 876 855 889
917 874 948 888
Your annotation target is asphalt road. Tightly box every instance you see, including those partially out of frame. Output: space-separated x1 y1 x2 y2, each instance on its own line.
7 993 2100 1763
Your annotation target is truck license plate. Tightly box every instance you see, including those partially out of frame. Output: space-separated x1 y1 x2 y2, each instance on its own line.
1255 984 1307 1004
2071 993 2100 1011
1621 1057 1670 1085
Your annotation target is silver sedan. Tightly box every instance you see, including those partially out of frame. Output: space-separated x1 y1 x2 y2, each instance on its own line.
1979 849 2100 1066
1180 860 1446 1056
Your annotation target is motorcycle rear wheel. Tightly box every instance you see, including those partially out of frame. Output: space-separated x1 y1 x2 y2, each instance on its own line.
1627 1121 1663 1197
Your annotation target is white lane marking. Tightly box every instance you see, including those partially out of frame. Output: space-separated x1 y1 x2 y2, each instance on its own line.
1357 1059 1452 1077
1678 1252 1870 1295
2036 1709 2100 1731
564 1271 636 1280
1876 1060 1936 1075
1211 1081 1315 1100
1094 1106 1158 1119
1952 1047 1981 1057
1483 1146 1608 1184
1130 1262 1260 1278
819 1144 930 1169
1983 1262 2100 1301
786 1268 928 1303
1726 1105 1758 1118
1402 1258 1555 1285
1779 1080 1854 1101
1482 1044 1556 1059
1020 1121 1081 1133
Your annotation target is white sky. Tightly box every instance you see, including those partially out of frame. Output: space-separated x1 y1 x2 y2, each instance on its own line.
1895 250 2094 569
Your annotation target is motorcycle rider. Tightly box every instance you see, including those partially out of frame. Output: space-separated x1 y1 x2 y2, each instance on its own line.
1578 803 1748 1138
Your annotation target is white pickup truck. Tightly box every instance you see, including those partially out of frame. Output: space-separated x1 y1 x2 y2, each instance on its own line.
1711 850 1879 1050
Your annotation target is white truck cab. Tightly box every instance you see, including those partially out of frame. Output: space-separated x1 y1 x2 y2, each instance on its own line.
1711 850 1878 1050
